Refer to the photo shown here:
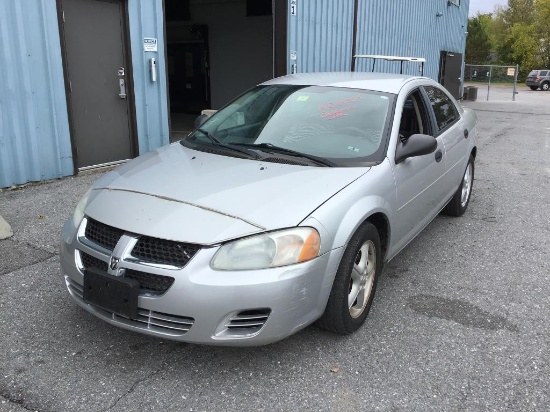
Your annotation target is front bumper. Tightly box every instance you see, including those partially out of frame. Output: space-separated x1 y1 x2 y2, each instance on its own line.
60 218 342 346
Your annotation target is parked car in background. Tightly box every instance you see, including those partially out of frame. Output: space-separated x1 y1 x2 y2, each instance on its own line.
60 72 478 346
525 69 550 91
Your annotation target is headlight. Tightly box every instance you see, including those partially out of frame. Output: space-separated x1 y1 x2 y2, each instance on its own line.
211 227 321 270
72 188 91 227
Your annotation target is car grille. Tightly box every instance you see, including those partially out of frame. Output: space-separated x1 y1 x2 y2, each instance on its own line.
65 277 194 335
80 252 174 295
135 309 194 334
85 218 124 251
125 269 174 294
80 251 108 272
82 218 201 268
226 309 271 333
131 236 200 268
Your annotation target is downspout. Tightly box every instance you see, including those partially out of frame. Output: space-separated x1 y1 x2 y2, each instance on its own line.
350 0 359 71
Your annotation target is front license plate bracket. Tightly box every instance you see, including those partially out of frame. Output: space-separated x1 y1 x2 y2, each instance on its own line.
83 268 140 320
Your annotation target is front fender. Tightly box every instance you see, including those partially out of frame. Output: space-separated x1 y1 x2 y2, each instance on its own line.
308 159 395 254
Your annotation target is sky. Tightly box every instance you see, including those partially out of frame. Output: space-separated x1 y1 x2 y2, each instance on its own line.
469 0 507 16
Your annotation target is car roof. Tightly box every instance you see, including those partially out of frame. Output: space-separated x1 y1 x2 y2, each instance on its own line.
262 72 427 94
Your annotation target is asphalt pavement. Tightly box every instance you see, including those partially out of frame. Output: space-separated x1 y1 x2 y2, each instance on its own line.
0 85 549 411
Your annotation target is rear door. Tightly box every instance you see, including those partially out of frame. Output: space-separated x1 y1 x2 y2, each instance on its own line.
423 85 468 199
60 0 135 168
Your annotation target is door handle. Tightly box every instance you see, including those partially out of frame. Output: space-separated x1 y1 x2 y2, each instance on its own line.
119 79 127 99
464 129 469 138
435 149 443 163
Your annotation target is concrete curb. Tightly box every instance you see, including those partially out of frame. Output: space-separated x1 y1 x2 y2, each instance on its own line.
0 215 13 239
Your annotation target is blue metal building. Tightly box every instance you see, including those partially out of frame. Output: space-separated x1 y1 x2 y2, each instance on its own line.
0 0 469 188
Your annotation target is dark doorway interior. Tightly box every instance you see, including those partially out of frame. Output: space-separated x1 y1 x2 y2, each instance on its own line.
438 51 463 100
59 0 135 169
164 0 275 142
167 25 210 115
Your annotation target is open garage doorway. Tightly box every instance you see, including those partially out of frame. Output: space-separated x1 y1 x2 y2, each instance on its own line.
165 0 285 141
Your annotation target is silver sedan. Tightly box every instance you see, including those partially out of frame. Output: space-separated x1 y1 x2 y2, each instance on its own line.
60 72 477 346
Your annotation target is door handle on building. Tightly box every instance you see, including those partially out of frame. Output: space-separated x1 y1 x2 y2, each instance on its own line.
119 78 127 99
149 58 157 82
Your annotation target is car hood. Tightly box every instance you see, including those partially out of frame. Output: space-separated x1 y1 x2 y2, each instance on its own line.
84 143 369 244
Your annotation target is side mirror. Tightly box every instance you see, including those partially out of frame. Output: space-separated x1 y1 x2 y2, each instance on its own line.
194 114 209 129
395 134 437 164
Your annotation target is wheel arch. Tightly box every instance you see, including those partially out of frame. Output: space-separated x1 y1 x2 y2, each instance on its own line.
365 212 390 263
323 197 393 260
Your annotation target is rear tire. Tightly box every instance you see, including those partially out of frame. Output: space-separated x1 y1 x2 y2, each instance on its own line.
529 86 538 91
443 154 474 217
317 222 381 334
541 82 550 91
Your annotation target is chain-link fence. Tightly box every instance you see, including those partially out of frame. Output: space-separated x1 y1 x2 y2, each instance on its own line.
463 64 520 101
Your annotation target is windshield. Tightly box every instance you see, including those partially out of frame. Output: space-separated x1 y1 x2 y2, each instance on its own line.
183 85 393 165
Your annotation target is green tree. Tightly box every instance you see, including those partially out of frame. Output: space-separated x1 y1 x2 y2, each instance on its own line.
507 23 540 71
502 0 536 25
478 13 498 50
493 0 539 75
468 0 550 74
466 15 493 64
535 0 550 67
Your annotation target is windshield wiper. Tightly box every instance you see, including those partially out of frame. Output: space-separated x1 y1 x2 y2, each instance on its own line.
193 128 259 159
231 142 335 167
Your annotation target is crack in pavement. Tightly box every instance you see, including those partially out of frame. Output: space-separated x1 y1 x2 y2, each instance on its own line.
1 392 40 412
0 232 58 276
101 364 167 412
0 253 59 276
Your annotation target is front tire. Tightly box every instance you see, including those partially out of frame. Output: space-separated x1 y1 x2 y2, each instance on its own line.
443 154 474 217
317 222 381 334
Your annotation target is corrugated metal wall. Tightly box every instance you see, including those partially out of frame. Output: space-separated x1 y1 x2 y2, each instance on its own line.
287 0 355 73
128 0 170 154
286 0 469 81
355 0 470 79
0 0 73 188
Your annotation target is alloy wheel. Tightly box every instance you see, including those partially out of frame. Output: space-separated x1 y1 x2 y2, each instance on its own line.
461 162 473 207
348 240 376 318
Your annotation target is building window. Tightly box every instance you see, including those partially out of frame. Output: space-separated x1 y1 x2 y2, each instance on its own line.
448 0 460 6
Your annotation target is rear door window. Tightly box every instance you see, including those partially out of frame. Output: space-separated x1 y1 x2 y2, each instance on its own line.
423 86 459 133
540 71 549 76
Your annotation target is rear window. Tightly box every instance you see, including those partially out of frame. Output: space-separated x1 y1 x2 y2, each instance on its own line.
528 70 539 76
424 86 459 132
